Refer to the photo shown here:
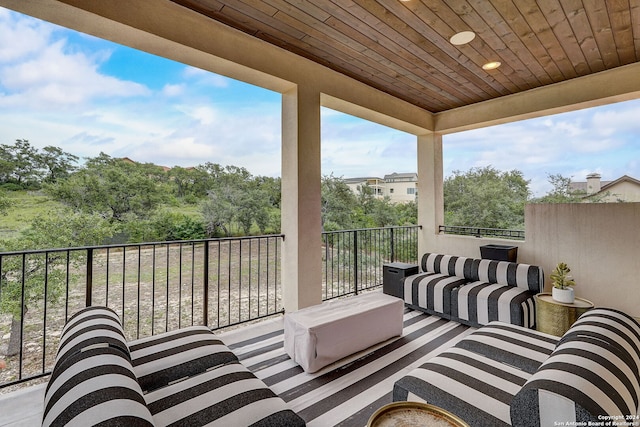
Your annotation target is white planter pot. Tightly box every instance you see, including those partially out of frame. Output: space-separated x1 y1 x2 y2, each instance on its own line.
552 287 575 304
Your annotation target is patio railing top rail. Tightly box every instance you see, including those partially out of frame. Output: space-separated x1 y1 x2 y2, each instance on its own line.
438 225 525 240
0 233 286 256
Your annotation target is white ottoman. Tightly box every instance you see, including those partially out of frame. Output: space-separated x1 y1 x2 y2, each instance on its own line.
284 292 403 373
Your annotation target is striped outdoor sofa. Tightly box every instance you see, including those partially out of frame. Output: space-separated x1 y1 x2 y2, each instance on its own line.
404 253 543 328
42 306 305 427
393 308 640 427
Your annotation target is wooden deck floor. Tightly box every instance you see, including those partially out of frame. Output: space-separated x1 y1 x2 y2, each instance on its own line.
0 306 473 427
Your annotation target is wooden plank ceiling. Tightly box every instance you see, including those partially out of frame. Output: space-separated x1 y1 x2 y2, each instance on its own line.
171 0 640 113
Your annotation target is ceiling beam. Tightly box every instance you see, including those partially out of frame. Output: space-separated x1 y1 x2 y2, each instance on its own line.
434 62 640 134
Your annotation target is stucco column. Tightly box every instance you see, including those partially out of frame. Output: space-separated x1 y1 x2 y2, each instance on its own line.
416 133 444 256
281 85 323 312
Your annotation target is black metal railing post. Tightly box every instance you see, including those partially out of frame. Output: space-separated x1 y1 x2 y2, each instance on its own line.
390 227 395 262
86 248 93 307
203 241 209 327
353 230 359 295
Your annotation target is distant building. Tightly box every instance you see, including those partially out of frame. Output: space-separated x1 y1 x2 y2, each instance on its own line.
570 173 640 202
383 172 418 203
344 177 385 198
344 172 418 204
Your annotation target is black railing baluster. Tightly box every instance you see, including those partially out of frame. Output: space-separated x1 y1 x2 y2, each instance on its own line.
152 245 156 335
86 248 93 307
190 242 195 326
42 252 49 373
106 247 110 307
19 253 26 382
137 246 141 339
122 247 126 321
203 241 209 328
165 244 170 333
178 243 183 329
353 230 358 295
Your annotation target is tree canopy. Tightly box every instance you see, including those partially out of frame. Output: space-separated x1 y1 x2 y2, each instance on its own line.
0 139 77 189
443 166 530 230
45 153 168 222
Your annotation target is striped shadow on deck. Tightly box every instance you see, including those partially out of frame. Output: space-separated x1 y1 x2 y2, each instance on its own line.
217 307 474 427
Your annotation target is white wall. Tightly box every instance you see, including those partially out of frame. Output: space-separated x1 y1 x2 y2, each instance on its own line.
428 203 640 319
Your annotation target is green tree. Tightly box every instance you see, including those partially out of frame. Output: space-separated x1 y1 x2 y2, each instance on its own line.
444 166 530 229
200 165 276 236
531 174 597 203
168 166 208 199
395 200 417 225
202 189 236 236
0 139 42 187
38 145 79 183
45 153 167 222
0 210 116 356
321 174 358 231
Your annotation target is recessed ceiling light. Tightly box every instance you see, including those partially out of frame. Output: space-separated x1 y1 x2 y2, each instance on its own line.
450 31 476 45
482 61 501 70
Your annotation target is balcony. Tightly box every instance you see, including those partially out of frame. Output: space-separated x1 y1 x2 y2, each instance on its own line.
1 2 640 425
0 226 419 392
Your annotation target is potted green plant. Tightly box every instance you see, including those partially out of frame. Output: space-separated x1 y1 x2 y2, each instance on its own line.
550 262 576 303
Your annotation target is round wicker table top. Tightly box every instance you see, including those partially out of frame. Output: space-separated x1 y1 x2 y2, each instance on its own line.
367 402 470 427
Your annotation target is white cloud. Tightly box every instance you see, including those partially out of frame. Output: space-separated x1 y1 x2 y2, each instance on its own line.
183 66 231 87
0 11 149 110
162 83 185 97
0 9 52 62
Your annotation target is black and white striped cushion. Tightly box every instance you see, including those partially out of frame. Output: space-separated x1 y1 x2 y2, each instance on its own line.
560 308 640 374
455 321 558 373
451 281 536 328
421 253 474 277
129 326 239 393
393 346 530 427
43 345 154 427
404 272 467 317
470 259 544 293
145 361 305 427
55 306 129 368
511 339 640 425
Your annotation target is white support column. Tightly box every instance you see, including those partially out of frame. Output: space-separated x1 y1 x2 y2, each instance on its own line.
281 85 323 312
416 133 444 256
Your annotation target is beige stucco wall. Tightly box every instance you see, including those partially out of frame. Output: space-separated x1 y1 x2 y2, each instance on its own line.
428 203 640 319
385 181 417 204
599 181 640 202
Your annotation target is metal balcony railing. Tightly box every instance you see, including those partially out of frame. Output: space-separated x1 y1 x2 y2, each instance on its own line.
438 225 525 240
0 235 283 390
0 225 420 389
322 225 420 300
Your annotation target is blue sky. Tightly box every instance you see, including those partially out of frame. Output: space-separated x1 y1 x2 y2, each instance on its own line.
1 8 640 196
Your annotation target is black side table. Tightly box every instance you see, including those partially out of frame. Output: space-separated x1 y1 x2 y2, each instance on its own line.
383 262 419 299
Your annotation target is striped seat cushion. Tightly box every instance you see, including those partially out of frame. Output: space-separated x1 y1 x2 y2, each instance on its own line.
393 346 531 427
470 259 544 293
54 306 129 368
129 325 239 393
404 272 467 317
451 281 536 328
421 253 474 277
43 345 154 427
511 333 640 426
455 321 558 373
559 308 640 376
145 361 305 427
